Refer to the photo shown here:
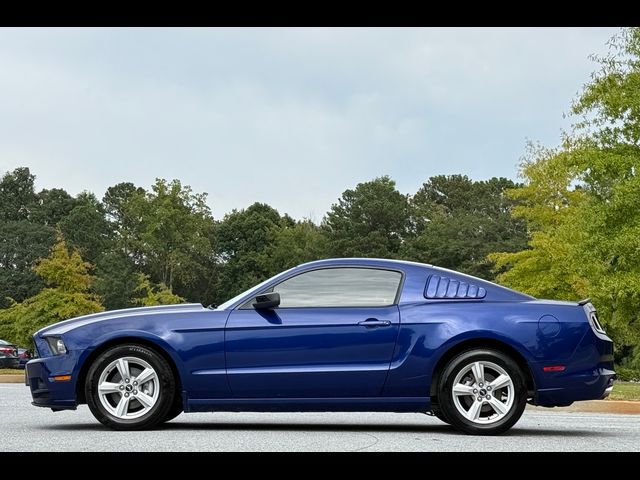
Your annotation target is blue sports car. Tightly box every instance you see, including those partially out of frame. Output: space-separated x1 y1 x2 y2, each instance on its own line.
26 258 615 435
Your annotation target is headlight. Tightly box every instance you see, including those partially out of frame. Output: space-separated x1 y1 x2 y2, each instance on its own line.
46 337 67 355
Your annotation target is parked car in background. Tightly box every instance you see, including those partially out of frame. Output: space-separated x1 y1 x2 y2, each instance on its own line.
0 339 18 358
0 351 19 369
17 348 32 369
26 258 615 435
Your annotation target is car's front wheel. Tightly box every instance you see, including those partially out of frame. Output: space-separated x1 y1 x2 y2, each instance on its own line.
163 396 183 423
437 349 527 435
85 344 177 430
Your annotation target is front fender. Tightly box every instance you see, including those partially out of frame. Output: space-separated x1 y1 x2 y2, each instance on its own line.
75 329 186 396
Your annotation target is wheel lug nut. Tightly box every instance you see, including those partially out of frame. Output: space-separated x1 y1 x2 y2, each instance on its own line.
133 382 138 386
473 389 478 394
479 382 484 387
487 386 492 391
486 395 491 399
119 385 124 390
133 390 138 395
477 397 483 402
124 393 129 398
125 378 130 383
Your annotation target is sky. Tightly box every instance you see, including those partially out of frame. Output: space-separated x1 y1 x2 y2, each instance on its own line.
0 27 618 221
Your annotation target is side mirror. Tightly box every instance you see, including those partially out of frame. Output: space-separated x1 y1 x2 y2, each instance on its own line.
253 292 280 310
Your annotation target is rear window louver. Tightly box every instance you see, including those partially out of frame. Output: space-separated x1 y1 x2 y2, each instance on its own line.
424 274 486 299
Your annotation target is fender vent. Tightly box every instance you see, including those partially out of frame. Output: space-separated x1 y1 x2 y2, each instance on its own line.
424 275 486 299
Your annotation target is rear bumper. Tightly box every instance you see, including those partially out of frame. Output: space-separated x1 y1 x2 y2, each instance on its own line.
534 366 616 406
532 327 616 407
25 354 80 410
601 384 614 400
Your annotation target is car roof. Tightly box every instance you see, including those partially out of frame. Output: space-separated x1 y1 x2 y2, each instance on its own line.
297 258 433 270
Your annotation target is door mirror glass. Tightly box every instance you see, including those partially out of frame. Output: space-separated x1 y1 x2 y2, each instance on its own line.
253 292 280 310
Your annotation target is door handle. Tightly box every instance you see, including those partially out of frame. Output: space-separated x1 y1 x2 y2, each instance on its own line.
358 318 392 328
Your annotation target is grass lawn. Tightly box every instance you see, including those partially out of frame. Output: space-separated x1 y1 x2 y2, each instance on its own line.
0 368 24 375
608 381 640 401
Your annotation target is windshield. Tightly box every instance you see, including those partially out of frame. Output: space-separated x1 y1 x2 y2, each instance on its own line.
215 266 297 310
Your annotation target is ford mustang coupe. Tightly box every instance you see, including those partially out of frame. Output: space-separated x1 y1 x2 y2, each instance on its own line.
26 258 615 435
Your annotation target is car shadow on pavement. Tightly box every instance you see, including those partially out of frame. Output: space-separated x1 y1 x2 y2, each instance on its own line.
38 421 608 437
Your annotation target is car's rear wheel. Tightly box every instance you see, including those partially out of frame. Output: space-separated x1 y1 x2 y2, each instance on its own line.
437 349 527 435
85 344 176 430
430 403 450 424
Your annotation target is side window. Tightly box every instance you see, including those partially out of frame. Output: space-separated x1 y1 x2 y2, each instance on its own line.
271 267 402 308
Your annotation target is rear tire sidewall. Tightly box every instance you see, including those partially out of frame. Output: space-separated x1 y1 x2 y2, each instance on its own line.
438 349 527 435
85 344 176 430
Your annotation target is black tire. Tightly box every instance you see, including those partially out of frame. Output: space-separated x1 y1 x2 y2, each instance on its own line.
430 404 450 424
437 349 527 435
85 344 177 431
163 395 183 423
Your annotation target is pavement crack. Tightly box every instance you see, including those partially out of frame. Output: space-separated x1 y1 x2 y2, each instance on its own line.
351 432 380 452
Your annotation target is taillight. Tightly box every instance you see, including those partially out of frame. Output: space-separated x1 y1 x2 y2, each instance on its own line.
583 302 606 335
589 311 606 334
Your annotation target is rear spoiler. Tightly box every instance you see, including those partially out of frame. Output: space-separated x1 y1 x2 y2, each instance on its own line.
578 298 591 306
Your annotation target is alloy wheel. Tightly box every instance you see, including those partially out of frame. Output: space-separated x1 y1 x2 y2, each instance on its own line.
451 360 514 424
97 356 160 420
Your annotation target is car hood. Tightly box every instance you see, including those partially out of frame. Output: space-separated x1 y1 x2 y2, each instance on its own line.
37 303 207 336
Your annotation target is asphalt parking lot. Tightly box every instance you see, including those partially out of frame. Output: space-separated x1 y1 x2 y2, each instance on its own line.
2 383 638 451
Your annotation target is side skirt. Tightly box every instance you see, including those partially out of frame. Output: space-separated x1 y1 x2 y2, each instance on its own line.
185 396 430 413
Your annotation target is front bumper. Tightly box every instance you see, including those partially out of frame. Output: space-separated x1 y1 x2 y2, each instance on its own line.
25 353 81 410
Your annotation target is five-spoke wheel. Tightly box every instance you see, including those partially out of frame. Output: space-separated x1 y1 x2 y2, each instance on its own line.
435 349 527 435
97 357 160 420
451 360 514 424
86 344 178 430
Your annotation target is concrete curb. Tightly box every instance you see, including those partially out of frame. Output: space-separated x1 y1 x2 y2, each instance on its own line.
527 400 640 415
0 374 24 384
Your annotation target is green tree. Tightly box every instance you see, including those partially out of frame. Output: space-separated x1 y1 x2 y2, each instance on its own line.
30 188 77 226
0 221 56 308
323 176 410 258
59 192 112 265
0 168 79 308
94 251 139 310
140 179 215 294
102 182 147 261
488 146 589 299
214 202 287 302
258 220 329 276
490 28 640 367
0 237 103 347
0 167 38 222
402 175 528 279
133 273 184 306
34 236 95 292
99 179 218 305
